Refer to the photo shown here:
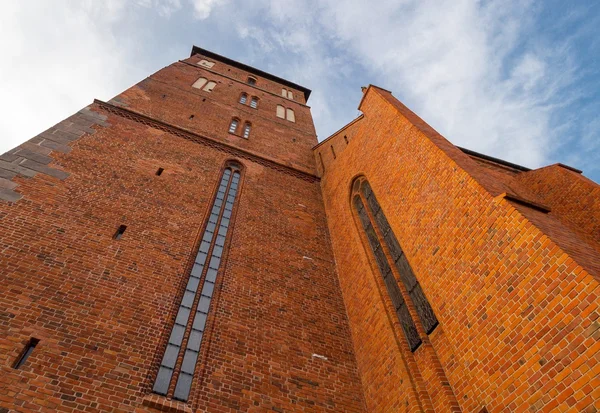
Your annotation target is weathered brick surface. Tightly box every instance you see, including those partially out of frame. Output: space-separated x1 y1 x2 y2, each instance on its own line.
0 50 365 413
315 85 600 412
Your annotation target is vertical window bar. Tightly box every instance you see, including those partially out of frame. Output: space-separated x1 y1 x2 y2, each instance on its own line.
359 181 439 334
152 169 233 396
173 170 241 401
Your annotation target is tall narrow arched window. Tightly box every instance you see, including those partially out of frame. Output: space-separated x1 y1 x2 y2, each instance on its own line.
239 93 247 104
287 90 293 100
192 77 207 89
228 118 239 134
351 177 439 351
243 122 251 138
250 97 258 109
203 81 216 92
153 162 243 401
276 105 285 119
282 88 287 97
286 108 295 123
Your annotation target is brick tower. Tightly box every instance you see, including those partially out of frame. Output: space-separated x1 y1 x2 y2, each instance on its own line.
2 47 600 413
0 47 365 412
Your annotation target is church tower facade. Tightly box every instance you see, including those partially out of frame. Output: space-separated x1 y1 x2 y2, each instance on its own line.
0 47 365 412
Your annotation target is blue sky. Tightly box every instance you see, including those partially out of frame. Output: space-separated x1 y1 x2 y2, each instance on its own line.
1 0 599 182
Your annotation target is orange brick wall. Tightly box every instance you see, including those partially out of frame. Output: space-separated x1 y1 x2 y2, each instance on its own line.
316 86 600 412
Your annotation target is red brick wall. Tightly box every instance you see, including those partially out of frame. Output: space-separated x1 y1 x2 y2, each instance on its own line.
0 57 365 412
110 60 316 174
316 86 600 412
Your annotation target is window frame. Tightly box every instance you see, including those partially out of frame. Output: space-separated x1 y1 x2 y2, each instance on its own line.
228 118 239 134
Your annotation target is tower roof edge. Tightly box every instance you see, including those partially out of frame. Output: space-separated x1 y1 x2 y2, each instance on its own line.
190 45 312 101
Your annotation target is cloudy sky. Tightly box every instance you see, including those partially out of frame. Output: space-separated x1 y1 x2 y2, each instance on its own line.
1 0 599 181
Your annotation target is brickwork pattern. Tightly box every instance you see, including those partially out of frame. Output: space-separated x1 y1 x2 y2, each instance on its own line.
0 53 365 412
316 86 600 412
0 107 109 202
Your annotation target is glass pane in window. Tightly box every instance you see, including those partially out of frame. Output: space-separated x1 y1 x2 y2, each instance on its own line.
173 372 193 401
162 344 180 369
153 366 173 395
191 263 204 277
169 324 185 345
202 281 215 298
181 350 198 374
209 256 220 269
188 330 203 351
240 94 247 104
199 241 211 254
175 307 191 325
181 290 196 308
186 276 200 292
198 295 211 313
192 311 207 331
205 268 218 283
250 98 258 109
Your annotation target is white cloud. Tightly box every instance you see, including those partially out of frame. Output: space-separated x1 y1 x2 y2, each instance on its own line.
190 0 226 19
225 0 588 171
0 2 134 155
0 0 595 179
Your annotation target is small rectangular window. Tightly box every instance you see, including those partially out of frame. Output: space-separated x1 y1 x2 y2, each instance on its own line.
203 81 216 92
276 105 285 118
286 108 295 122
229 119 238 134
282 88 287 97
287 90 293 100
156 168 164 176
14 338 40 369
192 77 207 89
113 225 127 240
247 77 256 85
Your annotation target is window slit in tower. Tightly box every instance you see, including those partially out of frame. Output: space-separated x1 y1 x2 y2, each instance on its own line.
13 338 39 369
156 168 164 176
331 145 336 159
153 165 242 401
113 225 127 240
